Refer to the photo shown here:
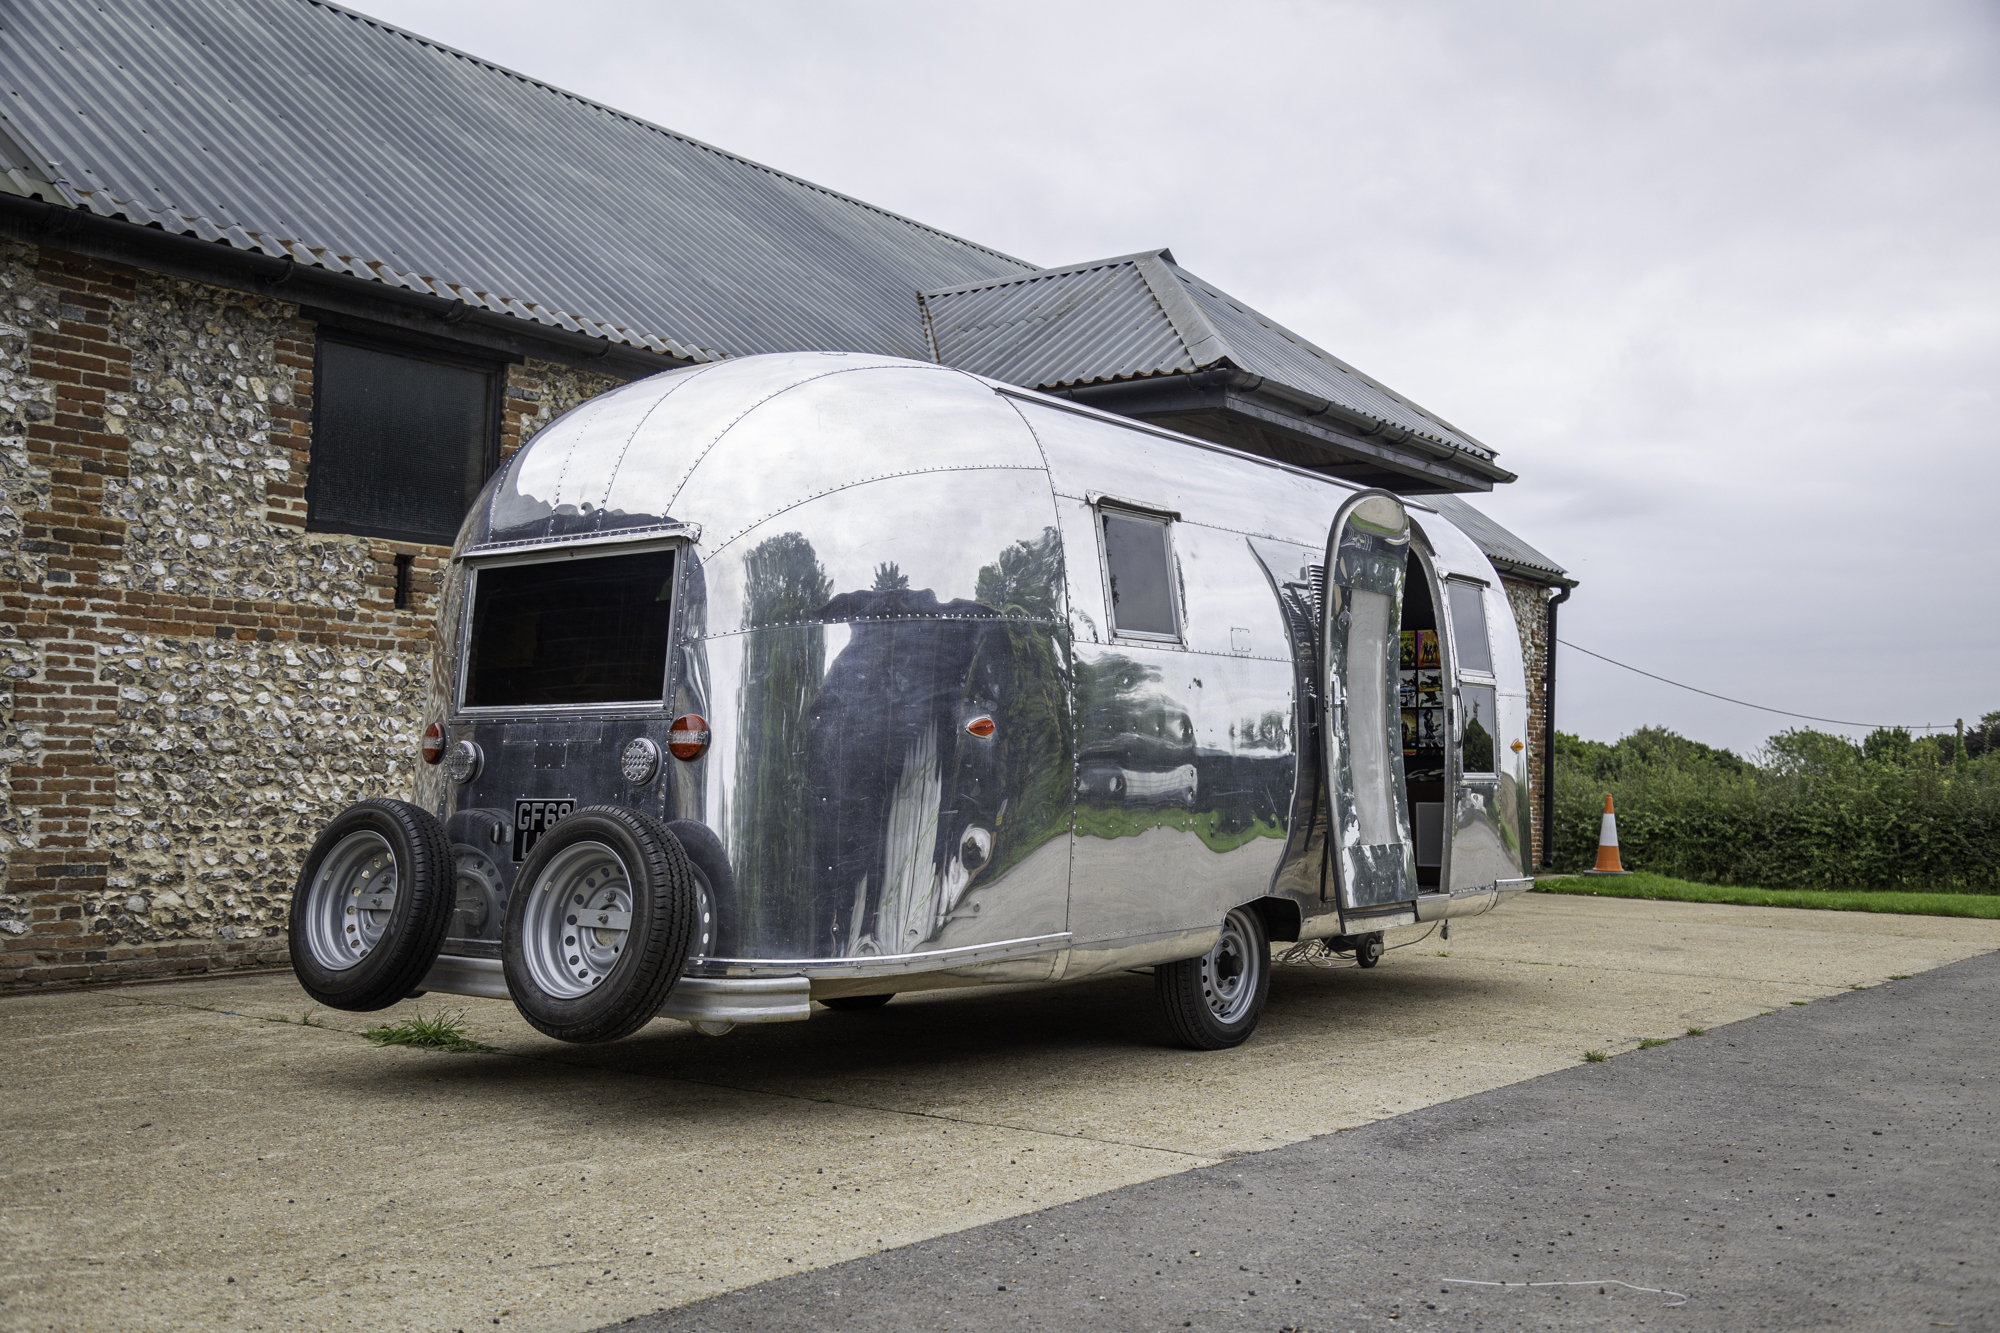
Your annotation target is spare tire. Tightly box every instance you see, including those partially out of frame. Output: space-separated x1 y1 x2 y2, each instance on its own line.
502 806 696 1044
291 799 455 1011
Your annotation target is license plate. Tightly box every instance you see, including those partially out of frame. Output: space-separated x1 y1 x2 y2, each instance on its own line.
513 798 575 862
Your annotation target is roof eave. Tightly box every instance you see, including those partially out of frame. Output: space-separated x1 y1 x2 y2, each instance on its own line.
1043 364 1515 486
0 194 689 380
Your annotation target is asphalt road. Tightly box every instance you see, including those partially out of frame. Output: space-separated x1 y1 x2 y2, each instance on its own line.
616 949 2000 1332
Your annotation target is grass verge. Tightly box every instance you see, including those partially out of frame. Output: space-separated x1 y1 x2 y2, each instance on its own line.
362 1007 497 1053
1534 871 2000 919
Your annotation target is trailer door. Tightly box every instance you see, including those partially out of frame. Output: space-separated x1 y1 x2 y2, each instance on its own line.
1320 492 1417 910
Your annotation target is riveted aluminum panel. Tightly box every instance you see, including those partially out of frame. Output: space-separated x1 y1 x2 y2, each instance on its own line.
1016 398 1346 547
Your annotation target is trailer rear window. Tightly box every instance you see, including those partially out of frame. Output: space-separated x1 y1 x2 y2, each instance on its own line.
463 549 675 708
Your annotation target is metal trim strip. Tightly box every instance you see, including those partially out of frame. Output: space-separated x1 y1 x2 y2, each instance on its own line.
456 525 699 561
695 932 1073 979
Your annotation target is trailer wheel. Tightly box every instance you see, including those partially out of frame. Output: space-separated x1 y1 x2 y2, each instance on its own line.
1156 906 1270 1050
290 799 455 1011
820 994 895 1011
664 820 729 961
503 807 696 1044
1355 932 1385 968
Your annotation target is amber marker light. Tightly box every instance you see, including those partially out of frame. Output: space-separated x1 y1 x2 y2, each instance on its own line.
421 722 446 764
668 714 711 761
965 715 996 738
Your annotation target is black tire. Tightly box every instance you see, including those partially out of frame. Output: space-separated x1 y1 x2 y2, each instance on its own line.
444 809 512 945
290 799 455 1012
503 806 695 1044
1156 906 1271 1050
820 993 895 1012
1356 931 1385 968
664 820 730 960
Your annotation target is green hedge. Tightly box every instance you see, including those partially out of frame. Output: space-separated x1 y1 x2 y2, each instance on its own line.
1551 722 2000 892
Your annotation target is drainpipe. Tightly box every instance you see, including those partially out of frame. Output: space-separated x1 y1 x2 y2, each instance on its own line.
1541 583 1573 869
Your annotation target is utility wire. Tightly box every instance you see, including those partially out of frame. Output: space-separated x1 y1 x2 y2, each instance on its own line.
1556 639 1944 732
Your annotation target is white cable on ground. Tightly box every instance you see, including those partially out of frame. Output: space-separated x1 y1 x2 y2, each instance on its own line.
1441 1277 1689 1307
1277 939 1356 968
1278 922 1439 968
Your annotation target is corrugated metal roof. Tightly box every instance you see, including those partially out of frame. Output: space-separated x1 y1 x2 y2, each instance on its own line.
921 251 1198 388
3 0 1518 479
923 249 1497 462
1424 494 1570 583
0 0 1034 361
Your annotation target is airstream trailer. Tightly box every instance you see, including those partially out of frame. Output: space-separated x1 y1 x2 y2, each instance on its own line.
290 351 1534 1049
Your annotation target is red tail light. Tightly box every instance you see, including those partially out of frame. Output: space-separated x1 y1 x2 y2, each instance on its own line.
668 714 710 761
421 722 446 764
965 715 996 738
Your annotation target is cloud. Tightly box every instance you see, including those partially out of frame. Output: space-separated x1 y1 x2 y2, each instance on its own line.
367 0 2000 748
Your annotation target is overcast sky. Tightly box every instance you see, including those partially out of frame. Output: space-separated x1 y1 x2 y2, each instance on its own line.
366 0 1999 755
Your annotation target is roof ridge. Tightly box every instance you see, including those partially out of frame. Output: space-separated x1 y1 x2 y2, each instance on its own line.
308 0 1038 271
1168 261 1489 451
918 248 1175 300
1132 252 1231 370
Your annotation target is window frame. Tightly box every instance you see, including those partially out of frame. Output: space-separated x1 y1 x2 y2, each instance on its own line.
454 537 687 718
1090 497 1185 646
305 327 509 546
1443 575 1497 682
1442 575 1500 781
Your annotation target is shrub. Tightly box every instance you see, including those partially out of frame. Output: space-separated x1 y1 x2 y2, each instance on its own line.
1551 724 2000 892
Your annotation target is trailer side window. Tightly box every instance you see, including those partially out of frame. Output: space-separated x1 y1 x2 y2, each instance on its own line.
1446 580 1493 675
1099 509 1178 639
1459 684 1497 775
464 548 675 708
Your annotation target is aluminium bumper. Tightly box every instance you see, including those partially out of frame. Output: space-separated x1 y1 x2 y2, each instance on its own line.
417 955 812 1025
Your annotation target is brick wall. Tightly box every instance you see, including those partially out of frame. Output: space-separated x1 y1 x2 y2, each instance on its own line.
1502 575 1553 870
0 241 622 989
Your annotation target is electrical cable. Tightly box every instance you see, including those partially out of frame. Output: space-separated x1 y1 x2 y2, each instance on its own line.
1557 639 1944 732
1279 922 1440 969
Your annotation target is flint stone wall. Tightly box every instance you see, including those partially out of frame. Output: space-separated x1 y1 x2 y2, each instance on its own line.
0 241 621 989
1502 575 1554 870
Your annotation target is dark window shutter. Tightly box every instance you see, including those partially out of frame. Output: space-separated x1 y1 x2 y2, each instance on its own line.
307 338 494 545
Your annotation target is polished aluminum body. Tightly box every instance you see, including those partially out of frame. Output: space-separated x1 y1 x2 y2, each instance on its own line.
412 353 1532 1017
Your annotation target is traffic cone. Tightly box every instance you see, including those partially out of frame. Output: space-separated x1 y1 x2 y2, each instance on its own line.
1582 794 1631 876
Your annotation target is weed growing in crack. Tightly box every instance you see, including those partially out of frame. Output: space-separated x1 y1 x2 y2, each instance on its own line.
362 1008 496 1053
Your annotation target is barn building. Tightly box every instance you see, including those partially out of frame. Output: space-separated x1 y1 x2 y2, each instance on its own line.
0 0 1572 989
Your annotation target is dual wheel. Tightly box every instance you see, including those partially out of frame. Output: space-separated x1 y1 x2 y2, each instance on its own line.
292 801 711 1044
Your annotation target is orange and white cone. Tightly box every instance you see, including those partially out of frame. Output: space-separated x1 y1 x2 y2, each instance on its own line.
1583 794 1631 876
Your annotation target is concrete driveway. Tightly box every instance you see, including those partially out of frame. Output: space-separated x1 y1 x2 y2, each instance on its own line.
2 893 1995 1333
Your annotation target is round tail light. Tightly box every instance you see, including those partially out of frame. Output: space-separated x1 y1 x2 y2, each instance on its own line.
421 722 446 764
668 714 710 762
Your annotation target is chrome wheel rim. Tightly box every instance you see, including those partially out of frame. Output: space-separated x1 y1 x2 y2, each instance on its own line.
303 830 397 972
450 844 505 940
521 841 633 999
1199 908 1259 1025
688 865 714 961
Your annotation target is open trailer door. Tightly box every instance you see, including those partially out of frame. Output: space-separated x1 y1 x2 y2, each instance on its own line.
1321 491 1418 910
